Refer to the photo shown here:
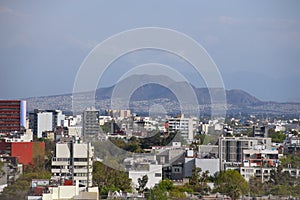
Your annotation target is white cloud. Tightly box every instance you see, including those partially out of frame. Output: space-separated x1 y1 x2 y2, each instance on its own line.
0 5 26 17
218 16 236 25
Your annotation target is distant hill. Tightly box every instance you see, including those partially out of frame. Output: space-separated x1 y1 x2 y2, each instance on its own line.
25 75 300 117
94 74 262 105
226 89 261 106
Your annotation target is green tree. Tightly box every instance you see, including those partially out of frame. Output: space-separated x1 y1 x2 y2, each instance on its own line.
140 132 163 149
291 183 300 198
147 179 175 200
148 186 168 200
249 176 265 196
280 154 300 168
110 137 144 153
267 165 297 196
268 129 286 143
137 175 148 193
270 185 292 196
0 170 51 200
0 160 4 178
109 138 127 150
248 156 300 198
44 139 55 171
269 165 294 186
92 161 132 197
189 167 210 195
177 183 193 193
169 188 187 199
214 170 249 200
126 137 143 153
157 179 174 191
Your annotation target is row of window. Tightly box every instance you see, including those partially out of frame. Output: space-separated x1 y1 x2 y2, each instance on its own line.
52 158 70 162
0 119 20 122
75 173 89 177
52 158 90 162
52 173 92 177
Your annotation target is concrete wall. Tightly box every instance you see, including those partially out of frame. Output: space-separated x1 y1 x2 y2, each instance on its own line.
37 112 53 138
195 158 220 176
184 158 195 177
129 164 162 189
56 143 70 158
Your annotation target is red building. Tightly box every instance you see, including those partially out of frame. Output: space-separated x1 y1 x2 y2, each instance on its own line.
0 140 45 167
0 100 26 133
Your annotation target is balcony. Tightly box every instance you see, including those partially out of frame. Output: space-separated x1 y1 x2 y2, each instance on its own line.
73 176 91 181
74 162 89 166
52 161 69 166
74 168 89 173
51 168 69 173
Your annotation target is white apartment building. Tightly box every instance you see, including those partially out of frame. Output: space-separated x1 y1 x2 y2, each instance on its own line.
238 167 300 182
168 115 198 143
51 140 94 187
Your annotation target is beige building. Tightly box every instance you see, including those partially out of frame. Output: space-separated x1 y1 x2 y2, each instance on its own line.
168 116 198 143
51 140 94 187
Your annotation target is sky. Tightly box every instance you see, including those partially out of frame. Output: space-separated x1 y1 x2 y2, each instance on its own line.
0 1 300 102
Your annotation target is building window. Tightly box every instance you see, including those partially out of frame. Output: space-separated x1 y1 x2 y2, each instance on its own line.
155 173 161 177
160 157 165 164
173 167 181 173
74 158 88 162
75 173 87 177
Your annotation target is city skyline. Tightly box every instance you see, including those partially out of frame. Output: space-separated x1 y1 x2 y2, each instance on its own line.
0 1 300 102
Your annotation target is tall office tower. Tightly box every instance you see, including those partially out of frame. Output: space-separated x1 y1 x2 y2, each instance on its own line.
0 100 26 133
82 107 100 136
29 109 65 138
51 139 94 187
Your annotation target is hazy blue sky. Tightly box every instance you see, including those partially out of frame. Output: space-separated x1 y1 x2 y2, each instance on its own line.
0 1 300 102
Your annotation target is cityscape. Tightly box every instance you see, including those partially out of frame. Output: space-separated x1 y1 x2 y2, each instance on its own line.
1 1 300 200
0 99 300 199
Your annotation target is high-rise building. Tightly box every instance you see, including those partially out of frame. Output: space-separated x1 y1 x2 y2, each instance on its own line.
29 109 65 138
167 115 198 143
51 139 94 187
0 100 26 133
82 108 100 136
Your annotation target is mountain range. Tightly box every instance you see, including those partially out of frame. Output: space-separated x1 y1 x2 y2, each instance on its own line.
25 75 300 117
